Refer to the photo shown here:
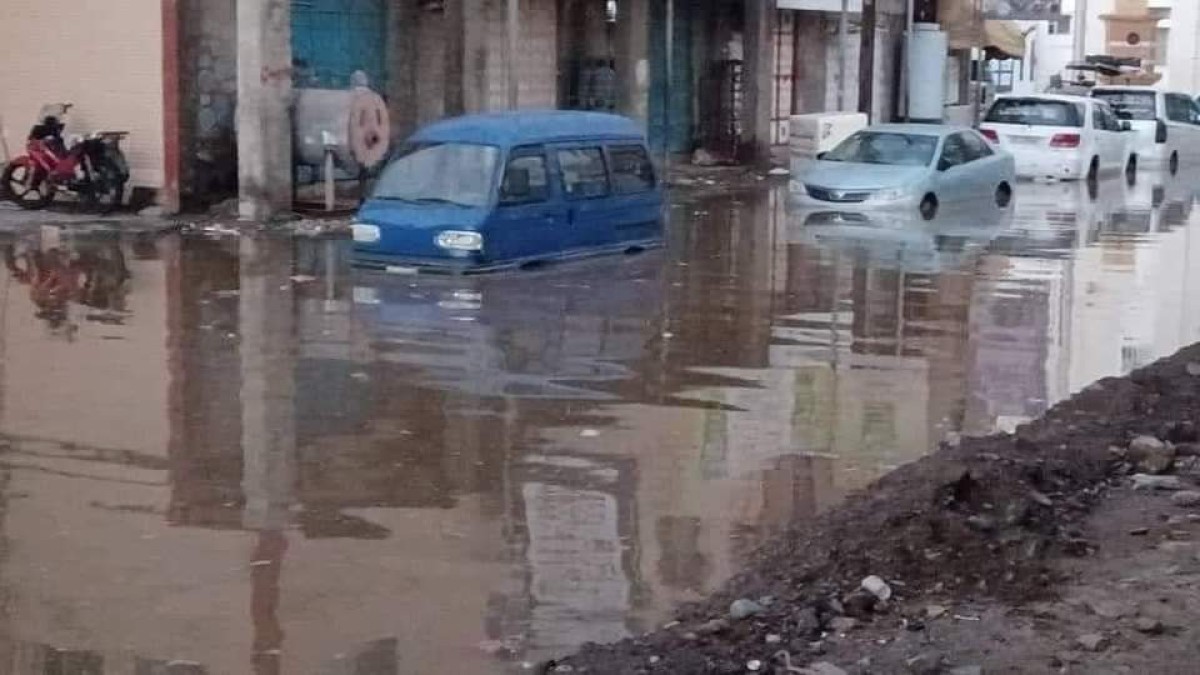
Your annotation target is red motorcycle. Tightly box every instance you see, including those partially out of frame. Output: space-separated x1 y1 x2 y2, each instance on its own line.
1 104 130 214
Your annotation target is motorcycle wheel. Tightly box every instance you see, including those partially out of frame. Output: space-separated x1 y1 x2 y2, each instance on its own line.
84 163 125 215
1 159 55 210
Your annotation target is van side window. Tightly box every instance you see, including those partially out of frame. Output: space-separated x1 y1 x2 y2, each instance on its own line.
557 147 610 198
500 148 550 205
609 145 656 194
1166 94 1196 124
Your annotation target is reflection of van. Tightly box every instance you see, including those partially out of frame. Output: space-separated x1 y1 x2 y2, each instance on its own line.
1091 87 1200 175
353 111 664 273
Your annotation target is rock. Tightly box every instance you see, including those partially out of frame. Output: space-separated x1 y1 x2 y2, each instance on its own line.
967 515 998 533
692 149 719 167
799 663 848 675
948 667 983 675
1085 598 1129 619
829 617 858 632
842 590 878 617
1187 362 1200 377
765 634 782 644
1077 633 1108 652
1029 490 1054 507
730 598 765 620
1134 617 1164 635
1131 474 1184 491
904 652 944 674
861 575 893 601
696 618 730 635
1171 491 1200 507
925 604 948 620
1129 436 1174 474
1175 443 1200 458
648 655 661 665
746 659 763 671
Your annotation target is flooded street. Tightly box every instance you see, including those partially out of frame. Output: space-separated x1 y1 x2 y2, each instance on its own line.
2 171 1200 674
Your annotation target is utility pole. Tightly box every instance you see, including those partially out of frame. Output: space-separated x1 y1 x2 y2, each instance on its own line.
236 0 294 221
858 0 876 118
1073 0 1089 62
837 0 848 111
506 0 520 109
664 0 673 169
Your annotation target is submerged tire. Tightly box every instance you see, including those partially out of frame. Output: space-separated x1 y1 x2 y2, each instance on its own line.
919 194 938 221
995 182 1013 208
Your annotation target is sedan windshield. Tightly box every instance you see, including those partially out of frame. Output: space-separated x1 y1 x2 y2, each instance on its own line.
1091 90 1157 121
822 132 939 166
984 98 1083 127
373 143 500 208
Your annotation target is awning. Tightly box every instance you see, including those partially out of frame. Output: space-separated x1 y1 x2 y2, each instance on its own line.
984 20 1026 59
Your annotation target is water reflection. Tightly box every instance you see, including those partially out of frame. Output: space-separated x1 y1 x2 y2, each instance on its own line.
0 168 1198 672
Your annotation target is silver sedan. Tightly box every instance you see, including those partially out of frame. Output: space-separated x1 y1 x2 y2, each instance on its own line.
790 124 1017 221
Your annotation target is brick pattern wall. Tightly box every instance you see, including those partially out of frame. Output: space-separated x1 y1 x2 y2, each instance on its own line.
0 1 166 189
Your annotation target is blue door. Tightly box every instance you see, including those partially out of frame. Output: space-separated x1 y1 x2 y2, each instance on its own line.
488 146 570 263
648 0 694 154
552 144 617 250
292 0 388 90
604 143 663 244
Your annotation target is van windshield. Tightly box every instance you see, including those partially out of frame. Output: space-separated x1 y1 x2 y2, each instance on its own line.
984 98 1083 127
374 143 500 208
1091 90 1156 121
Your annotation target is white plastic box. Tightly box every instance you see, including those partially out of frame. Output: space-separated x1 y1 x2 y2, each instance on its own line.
789 112 869 175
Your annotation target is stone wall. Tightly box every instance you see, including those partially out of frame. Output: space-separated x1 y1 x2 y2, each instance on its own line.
180 0 239 207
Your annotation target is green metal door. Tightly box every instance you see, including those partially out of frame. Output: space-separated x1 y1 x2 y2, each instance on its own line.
291 0 388 90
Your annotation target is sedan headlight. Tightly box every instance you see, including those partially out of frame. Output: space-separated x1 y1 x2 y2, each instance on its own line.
870 187 910 202
435 230 483 252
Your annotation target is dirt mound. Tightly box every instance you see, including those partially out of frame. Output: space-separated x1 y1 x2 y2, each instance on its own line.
555 344 1200 674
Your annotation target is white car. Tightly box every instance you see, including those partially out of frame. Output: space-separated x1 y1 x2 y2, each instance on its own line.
980 94 1136 183
1091 86 1200 175
790 124 1016 221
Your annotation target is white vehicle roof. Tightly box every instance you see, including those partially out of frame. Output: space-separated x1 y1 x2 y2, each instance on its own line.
993 93 1093 105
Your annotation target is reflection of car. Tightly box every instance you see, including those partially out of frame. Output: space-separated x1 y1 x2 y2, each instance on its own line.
351 254 663 399
353 111 664 273
788 204 1013 273
980 94 1136 183
1091 87 1200 175
790 124 1016 222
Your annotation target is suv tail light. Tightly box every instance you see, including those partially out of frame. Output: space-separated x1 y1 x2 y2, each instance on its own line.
1050 133 1081 148
1156 118 1168 143
980 128 999 143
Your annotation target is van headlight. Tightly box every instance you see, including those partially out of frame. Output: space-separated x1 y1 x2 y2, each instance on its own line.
435 230 483 251
352 222 381 243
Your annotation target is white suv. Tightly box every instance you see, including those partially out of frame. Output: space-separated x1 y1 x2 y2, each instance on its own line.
1091 87 1200 175
979 95 1136 183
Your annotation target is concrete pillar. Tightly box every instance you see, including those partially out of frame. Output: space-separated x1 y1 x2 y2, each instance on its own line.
792 13 827 113
236 0 293 221
444 0 489 115
742 0 775 166
615 0 651 123
387 0 420 141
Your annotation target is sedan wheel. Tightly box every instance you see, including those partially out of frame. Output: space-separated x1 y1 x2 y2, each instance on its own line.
919 194 938 221
994 183 1013 208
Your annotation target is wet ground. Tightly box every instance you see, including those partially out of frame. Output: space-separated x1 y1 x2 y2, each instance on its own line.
1 170 1199 674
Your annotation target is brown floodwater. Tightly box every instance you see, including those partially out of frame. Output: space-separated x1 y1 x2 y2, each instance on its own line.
1 171 1199 673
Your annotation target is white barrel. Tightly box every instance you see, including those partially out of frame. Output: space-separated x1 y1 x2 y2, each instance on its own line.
908 23 949 123
294 87 391 170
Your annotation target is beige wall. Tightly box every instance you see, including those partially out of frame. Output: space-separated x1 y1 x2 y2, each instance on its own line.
0 1 166 188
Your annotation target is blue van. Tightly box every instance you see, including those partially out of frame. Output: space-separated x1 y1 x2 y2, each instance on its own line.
352 111 665 273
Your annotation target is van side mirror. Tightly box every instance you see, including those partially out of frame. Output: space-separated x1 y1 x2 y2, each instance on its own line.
501 167 532 202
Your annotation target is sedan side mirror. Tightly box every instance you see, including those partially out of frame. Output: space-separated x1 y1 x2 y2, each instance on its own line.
937 158 952 172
